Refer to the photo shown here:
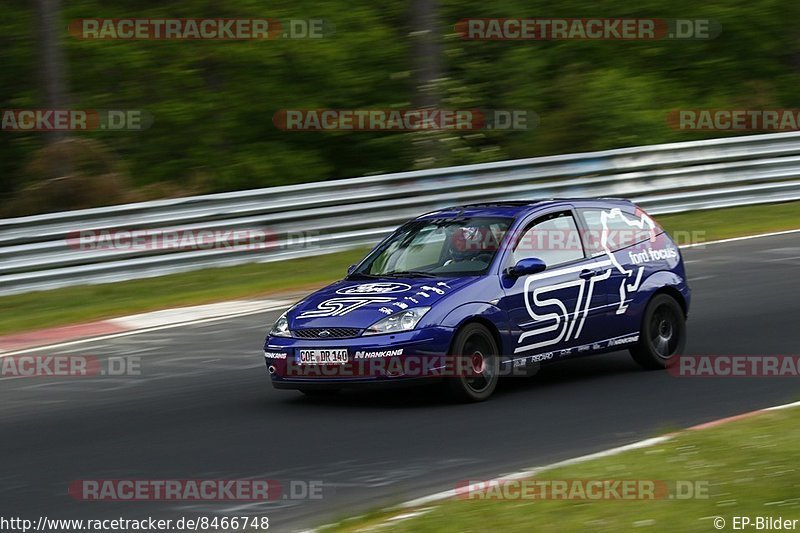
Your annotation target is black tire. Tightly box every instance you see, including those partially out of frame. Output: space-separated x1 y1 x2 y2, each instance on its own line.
446 323 500 402
630 294 686 370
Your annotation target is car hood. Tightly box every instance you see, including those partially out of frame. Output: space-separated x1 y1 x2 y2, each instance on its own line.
286 277 478 330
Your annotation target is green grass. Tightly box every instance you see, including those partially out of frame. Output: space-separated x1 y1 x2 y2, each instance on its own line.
0 201 797 336
328 406 800 532
656 201 800 243
0 248 369 336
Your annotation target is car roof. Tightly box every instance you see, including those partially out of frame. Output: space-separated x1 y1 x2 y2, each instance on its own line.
417 198 634 219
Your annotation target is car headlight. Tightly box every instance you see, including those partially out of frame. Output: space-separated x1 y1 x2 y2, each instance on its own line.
269 312 291 337
363 307 431 336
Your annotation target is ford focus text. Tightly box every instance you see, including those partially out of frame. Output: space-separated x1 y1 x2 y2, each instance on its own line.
264 199 690 401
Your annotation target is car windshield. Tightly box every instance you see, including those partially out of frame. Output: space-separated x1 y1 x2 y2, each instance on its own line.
352 216 512 277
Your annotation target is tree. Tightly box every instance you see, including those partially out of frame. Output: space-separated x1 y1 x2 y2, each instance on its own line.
408 0 444 166
35 0 68 143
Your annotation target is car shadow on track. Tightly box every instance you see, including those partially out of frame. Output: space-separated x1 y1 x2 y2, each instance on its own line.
257 351 645 409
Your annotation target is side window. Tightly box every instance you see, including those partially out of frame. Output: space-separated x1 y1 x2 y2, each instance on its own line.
580 208 660 254
513 212 585 267
579 210 606 256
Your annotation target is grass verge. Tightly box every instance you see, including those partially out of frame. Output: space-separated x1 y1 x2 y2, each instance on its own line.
0 201 797 336
0 248 369 336
327 405 800 532
656 201 800 242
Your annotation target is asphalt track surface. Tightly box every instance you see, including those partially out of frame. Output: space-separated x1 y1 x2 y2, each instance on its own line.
1 233 798 531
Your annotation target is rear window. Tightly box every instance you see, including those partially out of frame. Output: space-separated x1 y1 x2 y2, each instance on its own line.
579 207 662 254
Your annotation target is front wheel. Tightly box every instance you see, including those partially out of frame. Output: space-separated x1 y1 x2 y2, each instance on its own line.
446 323 500 402
630 294 686 370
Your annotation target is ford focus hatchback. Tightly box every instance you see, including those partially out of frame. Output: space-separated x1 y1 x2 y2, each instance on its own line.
264 199 690 401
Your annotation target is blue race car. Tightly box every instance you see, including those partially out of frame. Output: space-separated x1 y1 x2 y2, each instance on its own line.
264 199 690 401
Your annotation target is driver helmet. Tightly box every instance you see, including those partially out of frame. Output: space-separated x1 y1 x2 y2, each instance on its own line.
449 225 498 261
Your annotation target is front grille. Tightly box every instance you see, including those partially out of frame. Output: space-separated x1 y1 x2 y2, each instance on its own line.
293 327 362 339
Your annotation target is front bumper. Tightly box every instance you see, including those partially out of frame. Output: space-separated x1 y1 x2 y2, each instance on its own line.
264 326 454 387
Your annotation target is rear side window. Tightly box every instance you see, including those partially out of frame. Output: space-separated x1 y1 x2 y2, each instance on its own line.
513 211 585 267
579 207 661 254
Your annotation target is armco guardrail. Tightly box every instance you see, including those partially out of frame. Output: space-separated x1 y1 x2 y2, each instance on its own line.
2 131 800 296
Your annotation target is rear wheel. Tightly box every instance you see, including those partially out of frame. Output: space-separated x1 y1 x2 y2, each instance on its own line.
630 294 686 370
446 323 500 402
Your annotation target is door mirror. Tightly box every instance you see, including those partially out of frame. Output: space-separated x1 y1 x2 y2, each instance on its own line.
347 264 357 275
508 257 546 277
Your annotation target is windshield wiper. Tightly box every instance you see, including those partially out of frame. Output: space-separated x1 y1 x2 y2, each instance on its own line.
382 270 438 278
346 272 381 280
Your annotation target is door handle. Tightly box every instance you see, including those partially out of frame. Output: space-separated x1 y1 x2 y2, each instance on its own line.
579 269 596 280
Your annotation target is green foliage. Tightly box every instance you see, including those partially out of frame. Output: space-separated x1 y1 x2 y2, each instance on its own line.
2 0 800 213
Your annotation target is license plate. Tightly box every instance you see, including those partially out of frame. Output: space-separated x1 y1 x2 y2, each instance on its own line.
298 349 348 364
